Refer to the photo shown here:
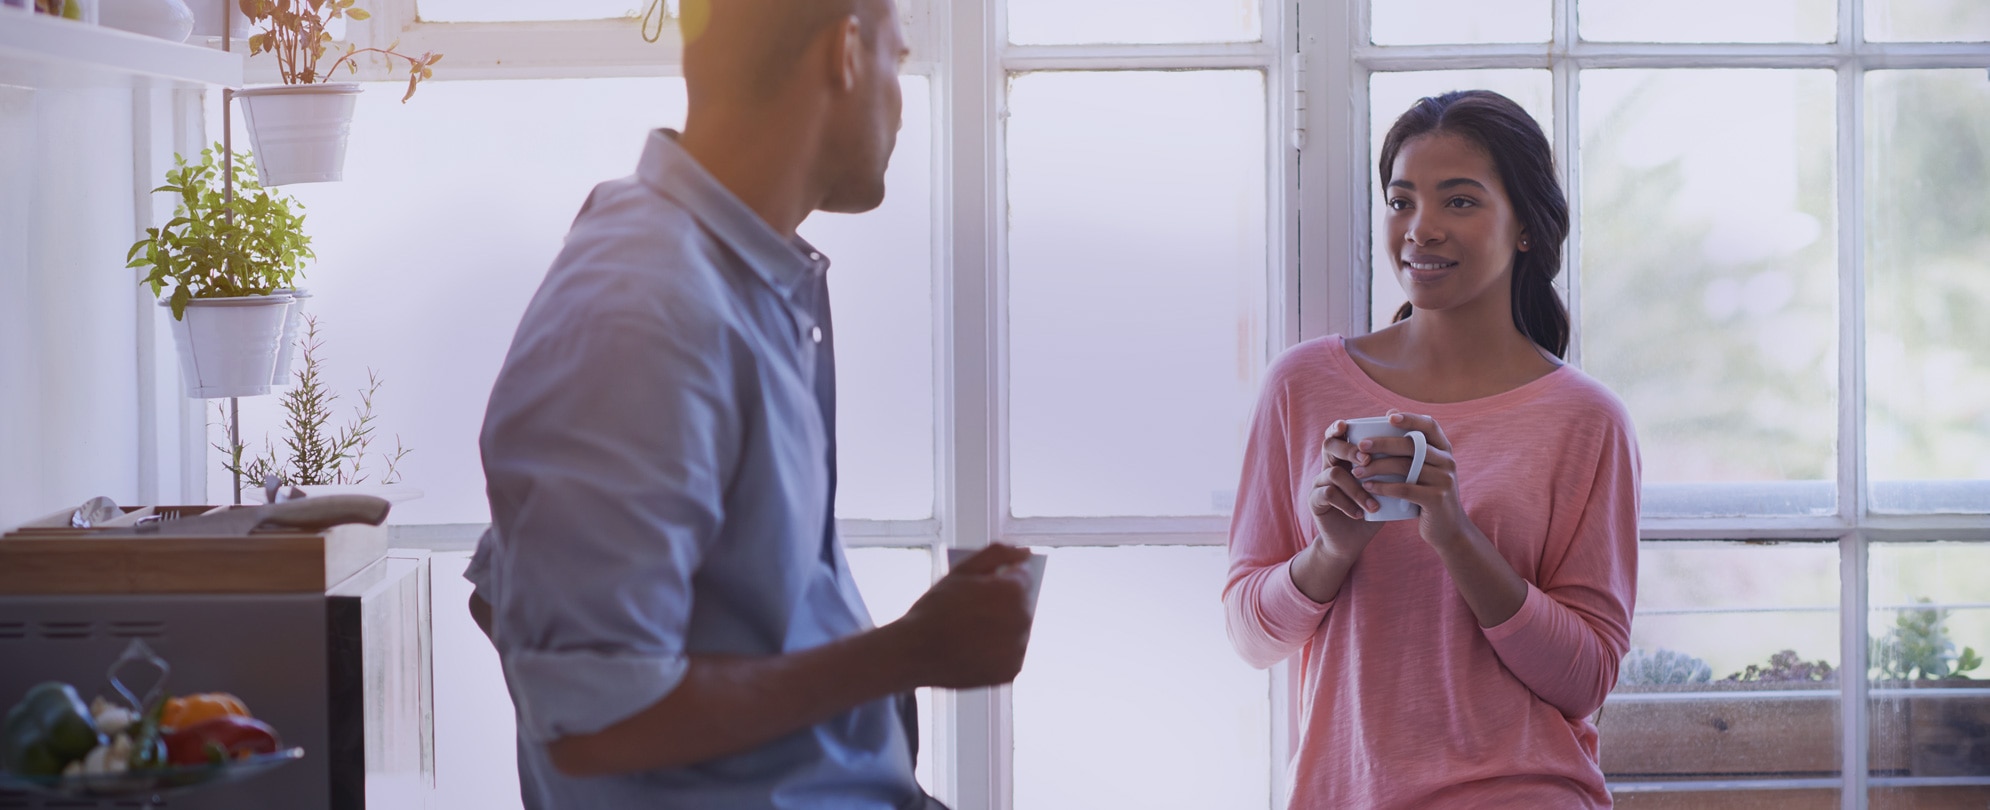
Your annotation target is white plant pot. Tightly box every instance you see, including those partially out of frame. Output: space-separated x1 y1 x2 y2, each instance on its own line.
99 0 194 41
163 294 294 399
269 287 311 385
186 0 246 38
234 83 363 186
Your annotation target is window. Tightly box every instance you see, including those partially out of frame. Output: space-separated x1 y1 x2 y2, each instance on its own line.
1305 1 1990 807
207 1 1989 808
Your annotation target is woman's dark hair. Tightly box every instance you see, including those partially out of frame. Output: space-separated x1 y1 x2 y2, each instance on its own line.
1379 90 1570 359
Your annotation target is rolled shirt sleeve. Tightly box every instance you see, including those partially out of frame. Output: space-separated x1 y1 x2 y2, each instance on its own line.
480 295 742 744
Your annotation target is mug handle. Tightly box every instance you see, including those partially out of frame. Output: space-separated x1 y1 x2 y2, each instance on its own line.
1404 430 1428 486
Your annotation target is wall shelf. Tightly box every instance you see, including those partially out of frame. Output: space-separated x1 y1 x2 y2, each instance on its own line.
0 12 241 90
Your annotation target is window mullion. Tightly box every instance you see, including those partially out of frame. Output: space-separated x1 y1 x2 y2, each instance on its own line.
1299 0 1365 341
1553 0 1581 368
938 0 1003 806
1836 0 1870 802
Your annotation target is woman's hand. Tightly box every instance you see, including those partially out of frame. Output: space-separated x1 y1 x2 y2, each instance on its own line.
1307 420 1387 560
1288 420 1388 604
1352 412 1469 550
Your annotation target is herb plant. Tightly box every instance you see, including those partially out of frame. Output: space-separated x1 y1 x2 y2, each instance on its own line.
1620 648 1714 687
242 0 443 102
126 146 312 321
1873 599 1985 681
217 315 409 495
1724 650 1837 684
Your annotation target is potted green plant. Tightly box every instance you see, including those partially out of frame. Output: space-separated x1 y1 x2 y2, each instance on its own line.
126 144 309 398
1870 601 1988 778
234 0 442 185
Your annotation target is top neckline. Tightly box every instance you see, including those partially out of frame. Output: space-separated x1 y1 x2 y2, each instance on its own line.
1323 335 1575 417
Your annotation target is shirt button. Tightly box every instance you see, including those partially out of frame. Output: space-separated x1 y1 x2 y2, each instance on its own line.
808 252 823 262
810 326 823 344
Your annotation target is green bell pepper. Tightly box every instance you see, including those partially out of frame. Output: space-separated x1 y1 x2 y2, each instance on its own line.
1 682 106 776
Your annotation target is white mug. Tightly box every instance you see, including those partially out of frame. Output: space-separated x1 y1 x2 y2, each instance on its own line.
946 548 1049 617
1341 416 1428 522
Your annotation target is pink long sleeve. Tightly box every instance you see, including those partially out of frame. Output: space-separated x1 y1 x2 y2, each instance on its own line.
1223 362 1335 669
1222 336 1641 810
1483 416 1641 719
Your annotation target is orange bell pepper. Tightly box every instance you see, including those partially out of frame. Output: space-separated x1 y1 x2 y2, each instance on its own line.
159 693 250 731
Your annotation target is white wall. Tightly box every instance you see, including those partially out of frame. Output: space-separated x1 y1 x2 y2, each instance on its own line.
0 84 204 530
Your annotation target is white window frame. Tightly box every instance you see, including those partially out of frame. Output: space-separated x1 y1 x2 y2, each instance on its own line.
1298 1 1990 807
252 1 1990 808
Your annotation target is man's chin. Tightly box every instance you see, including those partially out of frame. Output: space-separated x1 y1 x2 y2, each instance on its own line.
819 182 888 215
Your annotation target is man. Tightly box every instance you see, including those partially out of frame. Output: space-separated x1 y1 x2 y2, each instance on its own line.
462 0 1036 806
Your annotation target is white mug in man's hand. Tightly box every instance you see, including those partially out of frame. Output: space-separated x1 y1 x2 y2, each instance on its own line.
1342 416 1428 522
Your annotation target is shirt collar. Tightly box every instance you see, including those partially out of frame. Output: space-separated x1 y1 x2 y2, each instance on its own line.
635 129 830 298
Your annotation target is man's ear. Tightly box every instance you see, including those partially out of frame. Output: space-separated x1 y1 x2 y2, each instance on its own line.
834 14 863 92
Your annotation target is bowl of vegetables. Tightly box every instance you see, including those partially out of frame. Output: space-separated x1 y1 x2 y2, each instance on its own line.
0 640 304 802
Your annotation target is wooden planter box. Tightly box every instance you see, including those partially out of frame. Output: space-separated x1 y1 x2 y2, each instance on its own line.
1599 681 1990 809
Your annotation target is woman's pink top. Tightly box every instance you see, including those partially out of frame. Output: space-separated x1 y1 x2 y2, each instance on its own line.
1225 336 1641 809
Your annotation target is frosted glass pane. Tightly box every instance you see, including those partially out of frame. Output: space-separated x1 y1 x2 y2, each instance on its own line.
1371 0 1550 45
214 77 935 524
1869 544 1990 787
1864 70 1990 514
1603 543 1841 785
1579 70 1837 513
1868 0 1990 41
1368 71 1552 332
1581 0 1833 43
417 0 648 22
846 548 935 792
1008 0 1260 45
803 77 937 521
1012 547 1271 809
1006 71 1268 518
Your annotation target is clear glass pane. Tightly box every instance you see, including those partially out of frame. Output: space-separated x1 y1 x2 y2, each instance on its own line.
417 0 650 22
213 77 936 524
1865 70 1990 515
1869 544 1990 793
804 77 938 521
1868 0 1990 42
1371 0 1550 45
1007 71 1268 518
846 547 936 792
1368 70 1553 332
1580 0 1834 43
1012 546 1271 809
1604 542 1840 789
1008 0 1261 45
1579 70 1838 516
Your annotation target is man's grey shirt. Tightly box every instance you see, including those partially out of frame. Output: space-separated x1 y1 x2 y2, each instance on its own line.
465 129 923 809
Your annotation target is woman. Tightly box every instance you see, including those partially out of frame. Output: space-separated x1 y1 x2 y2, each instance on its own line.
1224 90 1641 808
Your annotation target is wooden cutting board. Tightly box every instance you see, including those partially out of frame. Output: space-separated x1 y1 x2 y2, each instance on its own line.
0 506 387 595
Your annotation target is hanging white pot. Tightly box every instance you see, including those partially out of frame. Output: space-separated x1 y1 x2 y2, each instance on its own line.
163 293 294 399
269 287 312 385
186 0 247 39
234 83 363 186
99 0 195 41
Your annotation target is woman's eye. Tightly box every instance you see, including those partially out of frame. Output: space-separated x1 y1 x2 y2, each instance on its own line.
1388 198 1411 210
1446 197 1478 209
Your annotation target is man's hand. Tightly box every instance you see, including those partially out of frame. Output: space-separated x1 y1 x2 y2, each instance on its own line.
885 544 1036 689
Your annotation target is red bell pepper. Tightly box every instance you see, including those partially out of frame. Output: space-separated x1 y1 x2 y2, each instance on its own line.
162 716 280 767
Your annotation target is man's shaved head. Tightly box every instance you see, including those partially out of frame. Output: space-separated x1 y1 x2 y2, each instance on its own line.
684 0 895 101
